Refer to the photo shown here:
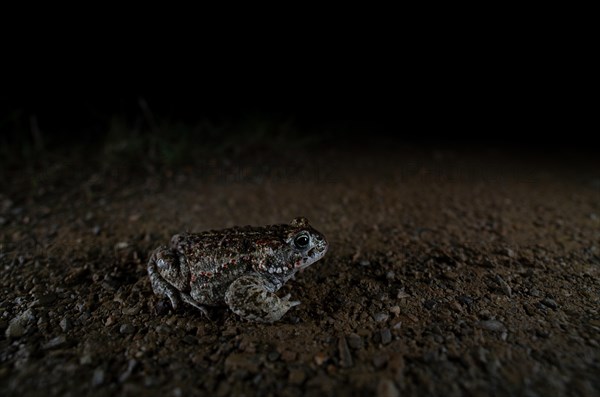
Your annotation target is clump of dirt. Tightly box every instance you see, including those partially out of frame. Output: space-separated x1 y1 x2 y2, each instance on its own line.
1 147 599 396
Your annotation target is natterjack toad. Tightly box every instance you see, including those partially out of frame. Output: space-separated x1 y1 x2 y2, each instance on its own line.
147 217 328 323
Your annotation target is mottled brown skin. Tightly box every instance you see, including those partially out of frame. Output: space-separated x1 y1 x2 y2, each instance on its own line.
148 217 328 322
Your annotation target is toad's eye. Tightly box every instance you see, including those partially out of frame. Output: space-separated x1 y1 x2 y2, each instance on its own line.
294 234 310 249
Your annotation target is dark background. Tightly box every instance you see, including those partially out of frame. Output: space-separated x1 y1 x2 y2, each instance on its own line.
1 3 595 155
1 32 593 154
1 87 588 147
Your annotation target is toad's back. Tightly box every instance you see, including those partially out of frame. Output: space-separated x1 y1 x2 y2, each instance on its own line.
170 223 295 265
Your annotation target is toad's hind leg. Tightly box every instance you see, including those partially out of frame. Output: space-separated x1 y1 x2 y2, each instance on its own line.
147 247 210 318
179 293 211 319
224 274 300 323
148 249 182 310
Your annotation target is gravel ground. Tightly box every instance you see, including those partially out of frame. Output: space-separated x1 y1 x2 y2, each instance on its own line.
1 146 598 396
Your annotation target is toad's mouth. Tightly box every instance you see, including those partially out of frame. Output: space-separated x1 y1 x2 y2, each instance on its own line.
307 245 328 260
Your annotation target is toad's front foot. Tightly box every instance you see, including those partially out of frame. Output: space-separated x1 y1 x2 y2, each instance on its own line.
224 274 300 323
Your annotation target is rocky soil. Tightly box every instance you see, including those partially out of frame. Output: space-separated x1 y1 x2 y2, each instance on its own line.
1 146 598 396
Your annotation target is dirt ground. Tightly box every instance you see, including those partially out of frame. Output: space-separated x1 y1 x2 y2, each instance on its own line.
1 144 598 396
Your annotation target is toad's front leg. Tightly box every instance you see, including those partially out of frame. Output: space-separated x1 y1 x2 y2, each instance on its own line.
224 274 300 323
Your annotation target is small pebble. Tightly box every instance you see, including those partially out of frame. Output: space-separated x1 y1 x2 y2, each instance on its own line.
442 271 458 280
5 320 26 339
347 333 364 350
122 304 142 316
101 281 117 293
6 309 36 339
495 275 512 297
60 316 72 332
288 369 306 385
267 351 280 361
43 335 67 350
377 378 400 397
478 309 492 320
457 295 474 306
389 306 400 316
119 359 138 382
380 328 392 345
373 312 389 322
478 320 507 332
450 301 463 313
314 352 328 366
80 354 93 365
523 303 536 316
119 324 136 334
541 297 558 310
424 300 437 310
338 336 353 368
529 288 542 297
92 368 105 387
155 325 171 334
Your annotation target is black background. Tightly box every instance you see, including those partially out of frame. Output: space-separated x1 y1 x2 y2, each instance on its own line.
1 28 593 151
